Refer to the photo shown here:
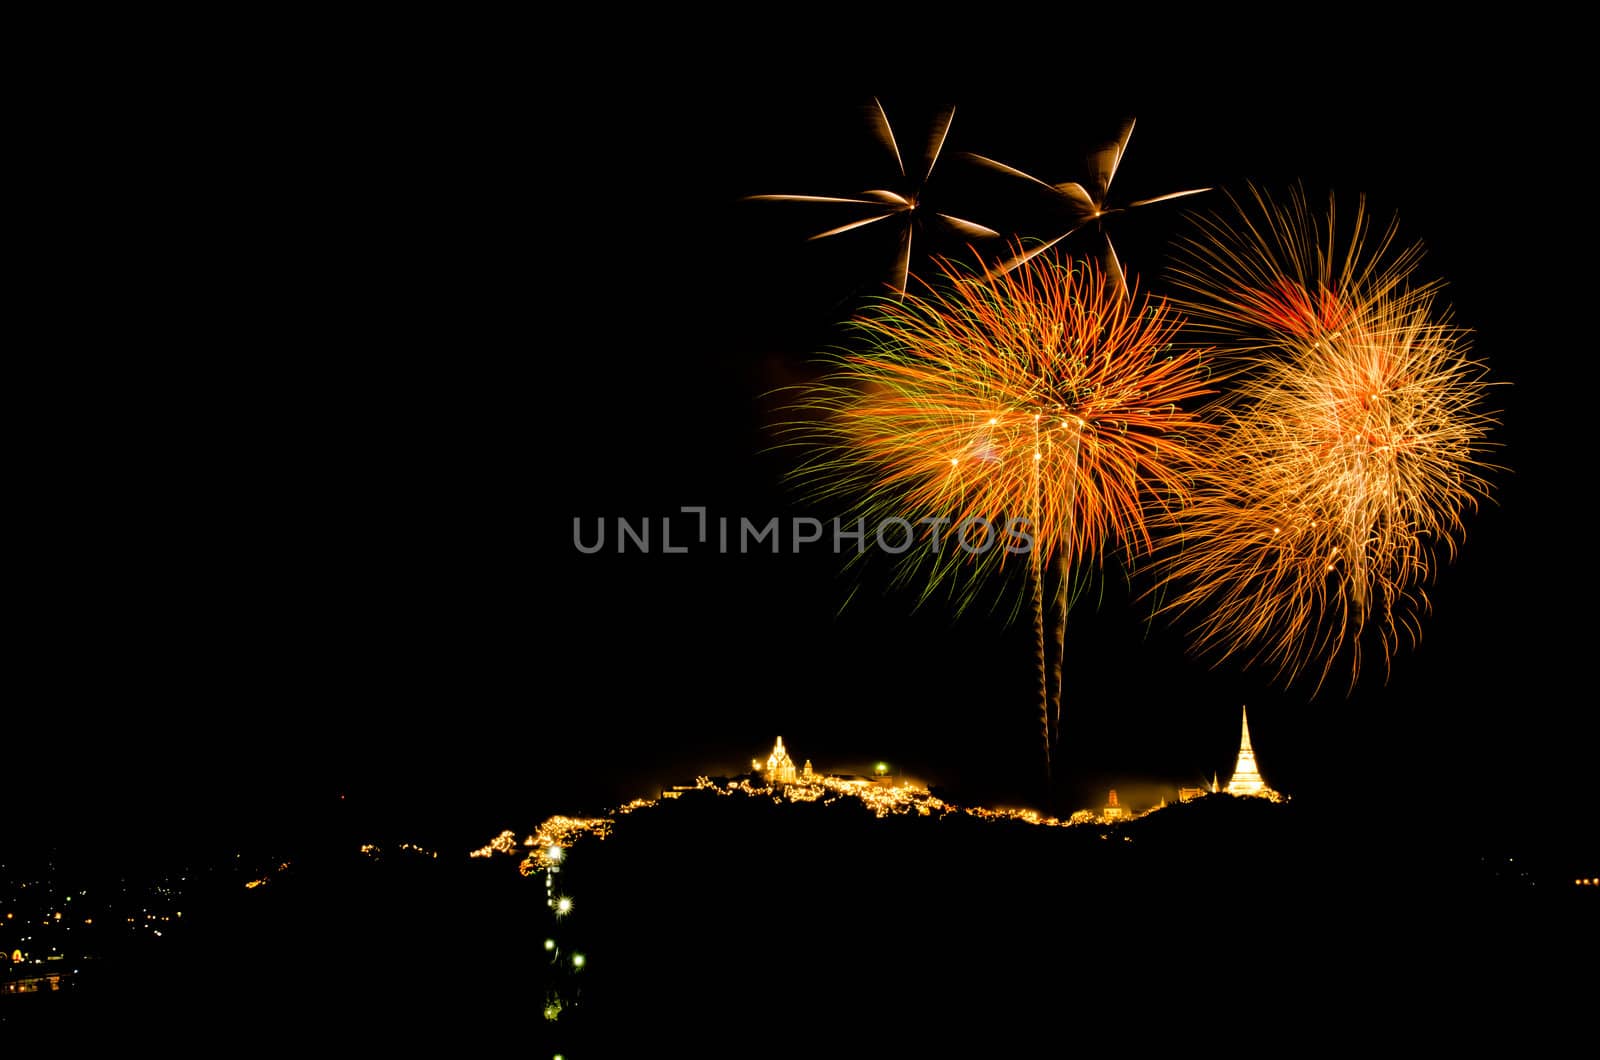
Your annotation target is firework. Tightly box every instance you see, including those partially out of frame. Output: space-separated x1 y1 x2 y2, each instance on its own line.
968 118 1209 299
789 254 1214 777
748 99 999 296
1153 187 1499 692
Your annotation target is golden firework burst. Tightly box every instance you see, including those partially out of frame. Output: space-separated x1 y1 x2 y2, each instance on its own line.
788 253 1214 775
1154 187 1500 692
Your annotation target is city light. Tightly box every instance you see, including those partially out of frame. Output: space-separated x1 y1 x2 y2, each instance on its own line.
517 816 614 876
556 897 572 916
544 938 556 951
397 843 438 859
572 953 586 969
469 830 519 859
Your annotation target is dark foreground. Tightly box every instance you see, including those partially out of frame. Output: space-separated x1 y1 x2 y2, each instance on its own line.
3 793 1589 1050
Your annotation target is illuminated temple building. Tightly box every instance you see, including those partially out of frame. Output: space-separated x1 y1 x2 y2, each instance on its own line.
1225 706 1278 799
748 737 818 785
1174 709 1279 803
765 736 797 784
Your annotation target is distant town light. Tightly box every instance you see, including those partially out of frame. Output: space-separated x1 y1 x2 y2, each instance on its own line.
556 897 573 915
544 938 556 951
547 846 562 862
572 953 586 969
875 762 888 775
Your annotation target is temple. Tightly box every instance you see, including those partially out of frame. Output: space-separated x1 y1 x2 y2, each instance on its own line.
1225 706 1276 798
765 736 798 784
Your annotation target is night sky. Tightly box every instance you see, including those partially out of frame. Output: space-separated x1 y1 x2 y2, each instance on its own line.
14 78 1595 867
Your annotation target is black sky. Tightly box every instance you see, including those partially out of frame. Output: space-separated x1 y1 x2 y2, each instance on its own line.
13 75 1595 863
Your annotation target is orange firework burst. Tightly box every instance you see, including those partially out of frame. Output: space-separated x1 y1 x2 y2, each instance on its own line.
790 254 1214 778
1154 187 1499 692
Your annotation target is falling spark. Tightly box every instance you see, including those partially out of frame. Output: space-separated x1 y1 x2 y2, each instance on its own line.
748 99 998 296
968 118 1208 298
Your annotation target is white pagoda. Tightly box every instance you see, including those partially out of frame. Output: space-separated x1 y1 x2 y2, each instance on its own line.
1225 706 1276 798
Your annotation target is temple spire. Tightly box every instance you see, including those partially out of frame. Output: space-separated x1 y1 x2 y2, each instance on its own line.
1226 705 1267 797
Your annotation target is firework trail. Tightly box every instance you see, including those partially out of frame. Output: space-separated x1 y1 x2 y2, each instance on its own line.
968 118 1209 299
1153 186 1499 693
748 99 999 296
788 254 1214 780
